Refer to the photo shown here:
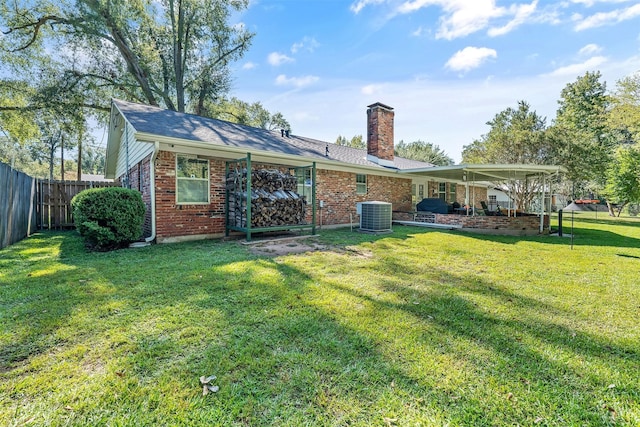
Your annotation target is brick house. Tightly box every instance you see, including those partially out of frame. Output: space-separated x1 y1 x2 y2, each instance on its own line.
105 99 560 242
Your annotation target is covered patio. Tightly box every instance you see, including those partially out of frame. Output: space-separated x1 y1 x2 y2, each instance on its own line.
396 164 566 234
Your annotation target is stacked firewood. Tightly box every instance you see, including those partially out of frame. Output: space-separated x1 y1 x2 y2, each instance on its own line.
227 168 307 228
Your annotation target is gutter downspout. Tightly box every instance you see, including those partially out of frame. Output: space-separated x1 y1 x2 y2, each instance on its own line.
145 142 159 243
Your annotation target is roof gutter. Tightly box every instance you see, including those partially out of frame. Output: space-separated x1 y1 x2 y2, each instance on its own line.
144 141 159 243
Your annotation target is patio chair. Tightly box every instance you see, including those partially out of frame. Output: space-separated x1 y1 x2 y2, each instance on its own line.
480 201 493 216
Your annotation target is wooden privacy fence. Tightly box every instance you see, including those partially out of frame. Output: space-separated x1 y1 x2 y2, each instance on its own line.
36 180 116 230
0 162 37 250
1 161 117 249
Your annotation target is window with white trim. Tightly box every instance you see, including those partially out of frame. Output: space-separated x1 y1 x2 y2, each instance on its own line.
296 168 312 201
356 174 367 194
438 182 447 201
176 155 210 204
449 183 457 203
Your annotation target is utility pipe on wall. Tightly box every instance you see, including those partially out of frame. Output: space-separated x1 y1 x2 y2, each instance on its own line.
144 142 160 243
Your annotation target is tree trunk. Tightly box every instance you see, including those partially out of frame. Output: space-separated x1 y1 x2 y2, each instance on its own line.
49 137 55 181
76 128 83 181
172 0 186 112
60 134 65 180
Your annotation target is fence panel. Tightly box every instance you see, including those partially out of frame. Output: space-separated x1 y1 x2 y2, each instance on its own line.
0 162 37 250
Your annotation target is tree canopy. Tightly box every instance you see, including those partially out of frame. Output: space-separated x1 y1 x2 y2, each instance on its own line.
335 135 365 149
462 101 551 210
1 0 254 114
395 140 454 166
462 101 549 165
549 71 615 185
205 97 291 130
608 73 640 145
604 145 640 216
0 1 289 179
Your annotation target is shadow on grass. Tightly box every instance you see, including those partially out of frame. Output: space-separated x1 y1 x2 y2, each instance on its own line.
2 229 637 425
307 253 638 425
0 233 87 369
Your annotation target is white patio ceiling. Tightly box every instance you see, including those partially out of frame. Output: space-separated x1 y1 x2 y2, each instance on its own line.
399 164 566 182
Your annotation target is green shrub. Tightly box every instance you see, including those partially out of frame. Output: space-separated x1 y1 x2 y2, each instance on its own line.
71 187 146 250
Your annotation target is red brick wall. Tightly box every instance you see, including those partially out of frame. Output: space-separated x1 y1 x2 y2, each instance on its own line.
435 213 549 231
147 150 413 241
367 104 394 161
316 170 412 225
153 151 227 240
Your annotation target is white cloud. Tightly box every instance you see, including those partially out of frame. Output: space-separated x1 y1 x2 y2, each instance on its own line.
570 0 633 7
350 0 385 14
391 0 541 40
275 74 320 88
394 0 507 40
543 55 607 77
291 37 320 54
267 52 294 66
234 55 640 163
361 84 384 95
575 3 640 30
242 62 257 70
436 1 506 39
445 47 497 72
411 26 426 37
578 43 602 56
488 0 538 37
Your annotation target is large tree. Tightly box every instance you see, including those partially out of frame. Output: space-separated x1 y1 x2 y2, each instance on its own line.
462 100 551 209
603 145 640 216
608 73 640 145
335 135 365 149
204 97 291 130
0 0 253 114
549 71 615 188
395 140 454 166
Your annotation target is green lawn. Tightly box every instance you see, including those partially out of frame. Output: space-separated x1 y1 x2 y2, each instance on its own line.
1 216 639 426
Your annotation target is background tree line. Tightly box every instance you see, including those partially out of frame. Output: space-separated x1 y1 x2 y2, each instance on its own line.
462 71 640 216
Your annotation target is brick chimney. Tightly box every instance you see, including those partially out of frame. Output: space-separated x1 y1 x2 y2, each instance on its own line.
366 102 394 167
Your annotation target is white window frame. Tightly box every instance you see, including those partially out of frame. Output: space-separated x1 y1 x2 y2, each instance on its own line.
356 174 367 195
438 182 447 201
176 155 210 205
296 168 312 200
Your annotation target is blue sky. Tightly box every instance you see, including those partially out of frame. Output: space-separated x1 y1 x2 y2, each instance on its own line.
228 0 640 162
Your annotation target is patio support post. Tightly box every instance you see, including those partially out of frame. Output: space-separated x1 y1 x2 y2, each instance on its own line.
471 172 476 216
311 162 316 236
246 153 252 242
540 172 545 233
464 174 469 210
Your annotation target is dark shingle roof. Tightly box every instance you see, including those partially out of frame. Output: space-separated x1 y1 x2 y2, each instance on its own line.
113 99 433 170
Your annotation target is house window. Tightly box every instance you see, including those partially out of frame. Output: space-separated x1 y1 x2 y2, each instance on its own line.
411 184 417 206
176 155 209 204
489 195 497 211
356 174 367 194
438 182 456 202
296 168 312 201
438 182 447 201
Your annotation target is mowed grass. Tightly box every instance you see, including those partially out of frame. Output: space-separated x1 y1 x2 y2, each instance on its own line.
1 215 639 426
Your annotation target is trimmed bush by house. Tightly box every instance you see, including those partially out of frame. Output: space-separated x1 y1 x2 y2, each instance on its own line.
71 187 146 250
